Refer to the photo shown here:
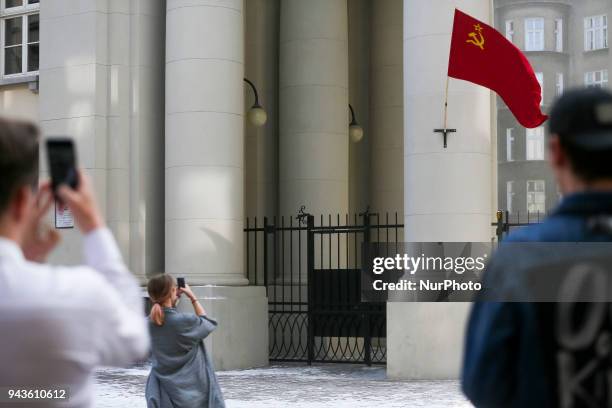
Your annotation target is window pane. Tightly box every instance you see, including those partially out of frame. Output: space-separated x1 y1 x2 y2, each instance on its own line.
4 17 23 47
4 46 22 75
27 44 38 72
28 14 39 43
6 0 23 7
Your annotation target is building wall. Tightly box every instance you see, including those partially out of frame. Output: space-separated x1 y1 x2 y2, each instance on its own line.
495 0 612 218
390 0 493 380
278 0 350 218
39 0 166 282
244 0 279 219
348 0 371 216
370 0 403 217
0 84 39 121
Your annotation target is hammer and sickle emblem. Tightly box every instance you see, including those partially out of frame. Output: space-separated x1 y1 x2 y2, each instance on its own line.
466 24 485 50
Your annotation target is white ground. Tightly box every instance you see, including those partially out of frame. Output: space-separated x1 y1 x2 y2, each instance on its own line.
94 363 472 408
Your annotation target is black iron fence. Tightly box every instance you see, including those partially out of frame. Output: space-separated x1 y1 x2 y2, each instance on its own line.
245 208 549 365
244 209 403 365
492 210 548 242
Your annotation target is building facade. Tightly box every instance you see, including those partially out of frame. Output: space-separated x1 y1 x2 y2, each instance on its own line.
495 0 612 219
0 0 505 379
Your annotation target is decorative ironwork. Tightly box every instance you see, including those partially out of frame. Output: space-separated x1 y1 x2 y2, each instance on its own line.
244 211 403 365
296 205 310 225
245 209 551 365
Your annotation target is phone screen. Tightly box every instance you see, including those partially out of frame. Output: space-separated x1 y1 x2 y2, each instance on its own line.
47 138 78 193
177 278 185 288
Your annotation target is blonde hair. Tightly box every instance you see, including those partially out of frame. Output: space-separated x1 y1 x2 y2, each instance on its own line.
147 274 175 326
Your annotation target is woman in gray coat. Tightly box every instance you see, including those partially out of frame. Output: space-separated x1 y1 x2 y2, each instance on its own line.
145 274 225 408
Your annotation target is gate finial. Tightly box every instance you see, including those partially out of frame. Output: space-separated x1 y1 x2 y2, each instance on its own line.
296 205 311 225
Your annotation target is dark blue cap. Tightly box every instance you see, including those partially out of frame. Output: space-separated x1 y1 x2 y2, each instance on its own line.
548 87 612 150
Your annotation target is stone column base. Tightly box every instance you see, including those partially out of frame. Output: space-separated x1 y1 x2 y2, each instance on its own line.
386 302 471 380
176 285 269 371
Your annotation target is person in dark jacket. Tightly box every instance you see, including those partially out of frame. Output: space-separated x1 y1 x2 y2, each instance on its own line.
462 88 612 408
146 274 225 408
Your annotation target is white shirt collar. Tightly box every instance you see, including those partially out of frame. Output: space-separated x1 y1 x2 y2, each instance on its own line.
0 237 24 262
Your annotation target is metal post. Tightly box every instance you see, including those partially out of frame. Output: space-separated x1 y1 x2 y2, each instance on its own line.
306 214 315 365
495 210 504 244
362 211 372 366
263 217 269 288
246 218 250 283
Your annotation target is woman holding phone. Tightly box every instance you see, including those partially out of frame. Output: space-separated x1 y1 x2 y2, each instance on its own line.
145 274 225 408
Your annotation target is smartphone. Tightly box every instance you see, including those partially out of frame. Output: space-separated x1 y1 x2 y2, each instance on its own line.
46 138 79 194
177 277 186 288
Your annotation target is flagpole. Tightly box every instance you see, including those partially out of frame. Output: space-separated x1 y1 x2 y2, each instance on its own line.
443 76 450 129
434 76 456 148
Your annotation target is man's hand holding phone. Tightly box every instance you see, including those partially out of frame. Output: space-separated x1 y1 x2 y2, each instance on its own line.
46 138 103 234
57 170 105 234
22 181 61 262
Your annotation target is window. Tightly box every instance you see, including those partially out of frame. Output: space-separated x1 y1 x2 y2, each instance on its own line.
585 70 608 88
1 0 39 77
505 20 515 43
526 127 545 160
556 73 564 96
506 128 514 162
555 19 563 52
536 72 544 106
506 181 515 214
527 180 546 214
585 15 608 51
525 18 545 51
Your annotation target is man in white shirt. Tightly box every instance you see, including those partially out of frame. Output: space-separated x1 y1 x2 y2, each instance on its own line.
0 118 150 407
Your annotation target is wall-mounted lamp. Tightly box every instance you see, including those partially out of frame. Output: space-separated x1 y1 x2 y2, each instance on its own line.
244 78 267 127
349 104 364 143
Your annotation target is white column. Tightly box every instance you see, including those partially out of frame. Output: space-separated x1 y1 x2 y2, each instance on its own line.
165 0 268 370
40 1 166 282
165 0 247 286
370 0 403 217
387 0 493 380
127 1 166 281
39 0 111 266
279 0 349 217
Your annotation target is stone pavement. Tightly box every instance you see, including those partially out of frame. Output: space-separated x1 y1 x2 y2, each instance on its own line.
94 363 472 407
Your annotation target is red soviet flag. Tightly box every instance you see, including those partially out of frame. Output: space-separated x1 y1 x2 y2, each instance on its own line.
448 9 548 128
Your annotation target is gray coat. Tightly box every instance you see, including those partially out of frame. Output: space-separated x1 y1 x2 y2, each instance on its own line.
146 308 225 408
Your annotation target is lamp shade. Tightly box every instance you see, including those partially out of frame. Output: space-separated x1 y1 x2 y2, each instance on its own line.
247 106 267 127
349 124 364 143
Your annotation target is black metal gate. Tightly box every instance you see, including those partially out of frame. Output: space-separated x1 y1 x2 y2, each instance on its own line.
244 208 403 365
492 209 546 242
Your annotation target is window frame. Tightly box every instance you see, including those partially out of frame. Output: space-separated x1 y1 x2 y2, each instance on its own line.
506 181 514 214
506 128 514 162
535 72 544 106
526 127 545 161
554 18 563 52
0 0 39 79
0 0 39 15
505 20 515 43
584 15 608 51
526 180 546 215
525 17 545 51
556 72 564 96
585 69 609 88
